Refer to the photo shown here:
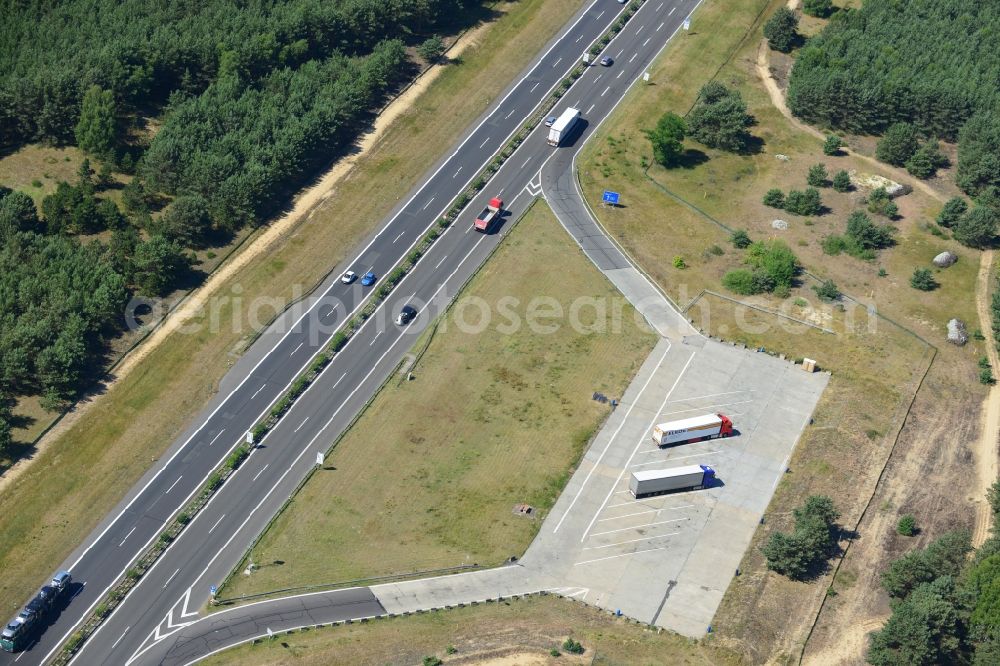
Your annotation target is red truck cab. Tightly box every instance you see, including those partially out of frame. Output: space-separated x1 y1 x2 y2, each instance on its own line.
718 413 734 437
474 197 503 232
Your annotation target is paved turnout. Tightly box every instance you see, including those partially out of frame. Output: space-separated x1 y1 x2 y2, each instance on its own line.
0 1 710 665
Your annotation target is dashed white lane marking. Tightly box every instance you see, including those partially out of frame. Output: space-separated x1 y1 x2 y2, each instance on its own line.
164 476 183 494
208 514 226 534
111 627 130 650
601 86 610 96
530 81 540 93
250 385 266 400
453 166 463 178
479 137 490 148
393 230 406 243
669 6 676 15
294 417 309 433
163 568 180 588
657 21 664 31
643 37 651 47
118 527 137 548
290 342 304 356
629 52 637 63
208 430 225 447
552 56 562 68
370 330 383 346
435 254 448 269
587 104 595 114
422 197 435 210
251 464 269 482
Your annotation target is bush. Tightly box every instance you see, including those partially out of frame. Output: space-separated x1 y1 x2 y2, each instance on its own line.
417 36 445 63
813 279 840 301
823 134 843 156
980 356 992 370
731 229 752 248
562 638 585 655
763 7 799 53
803 0 833 18
672 255 686 269
847 211 894 251
832 170 852 192
784 188 822 216
982 368 996 385
177 512 191 525
205 471 223 492
746 239 798 289
722 269 758 295
936 197 968 228
909 268 937 291
867 187 899 219
159 532 174 544
880 530 971 599
876 122 919 166
896 515 917 536
807 163 828 187
686 83 754 153
906 142 947 179
422 657 443 666
645 112 686 167
763 188 785 208
954 206 999 248
764 495 840 579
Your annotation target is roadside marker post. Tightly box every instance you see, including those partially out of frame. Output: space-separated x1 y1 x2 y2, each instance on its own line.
683 18 691 31
245 431 254 445
316 451 324 467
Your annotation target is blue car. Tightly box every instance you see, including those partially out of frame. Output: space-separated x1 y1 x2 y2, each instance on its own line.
360 271 377 286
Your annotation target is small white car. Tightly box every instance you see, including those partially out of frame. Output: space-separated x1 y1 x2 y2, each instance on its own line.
544 115 557 127
341 270 357 284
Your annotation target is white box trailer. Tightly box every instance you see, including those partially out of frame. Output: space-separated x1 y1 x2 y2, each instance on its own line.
629 465 716 498
547 107 580 146
652 413 733 447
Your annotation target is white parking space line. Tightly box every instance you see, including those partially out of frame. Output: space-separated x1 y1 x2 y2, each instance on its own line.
631 450 722 468
162 568 180 588
590 517 686 538
575 544 672 566
208 514 226 534
597 508 658 522
581 352 697 542
164 476 183 494
669 390 750 403
250 384 266 399
294 417 309 433
290 342 304 356
251 464 269 482
118 527 137 548
422 197 435 210
659 399 753 417
208 430 225 446
479 137 490 148
584 533 677 550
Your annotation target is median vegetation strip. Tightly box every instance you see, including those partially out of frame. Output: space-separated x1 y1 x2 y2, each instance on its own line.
222 202 656 599
0 0 589 617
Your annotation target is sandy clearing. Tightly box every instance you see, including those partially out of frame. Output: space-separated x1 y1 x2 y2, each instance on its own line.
0 24 490 495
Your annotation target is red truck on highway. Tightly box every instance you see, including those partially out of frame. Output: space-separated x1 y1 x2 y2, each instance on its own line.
474 197 503 232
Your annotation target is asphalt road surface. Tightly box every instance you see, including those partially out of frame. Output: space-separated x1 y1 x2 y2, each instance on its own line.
0 1 702 664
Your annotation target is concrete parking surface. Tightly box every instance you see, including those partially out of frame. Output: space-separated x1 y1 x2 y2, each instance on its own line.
521 334 829 636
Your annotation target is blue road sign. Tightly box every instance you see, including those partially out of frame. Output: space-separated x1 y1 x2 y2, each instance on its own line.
210 585 217 595
602 190 620 205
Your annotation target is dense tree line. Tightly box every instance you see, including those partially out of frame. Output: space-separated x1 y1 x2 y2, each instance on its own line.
0 0 471 147
787 0 1000 196
867 482 1000 665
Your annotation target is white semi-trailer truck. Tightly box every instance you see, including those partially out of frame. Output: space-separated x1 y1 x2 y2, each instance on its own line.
547 107 580 146
652 413 733 447
629 464 716 498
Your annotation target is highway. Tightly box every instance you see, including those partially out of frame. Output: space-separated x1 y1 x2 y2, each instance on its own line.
0 0 702 664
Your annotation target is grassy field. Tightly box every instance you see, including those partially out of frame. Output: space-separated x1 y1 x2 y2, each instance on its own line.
0 0 589 616
224 202 656 597
201 594 740 666
576 0 986 661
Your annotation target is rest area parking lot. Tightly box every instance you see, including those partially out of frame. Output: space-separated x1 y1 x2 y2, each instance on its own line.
522 334 828 636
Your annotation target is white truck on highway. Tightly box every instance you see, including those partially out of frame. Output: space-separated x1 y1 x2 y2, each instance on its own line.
629 465 716 498
652 413 733 447
547 107 581 146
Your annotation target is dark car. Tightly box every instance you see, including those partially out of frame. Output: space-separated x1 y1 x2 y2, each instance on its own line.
600 56 613 67
395 305 417 325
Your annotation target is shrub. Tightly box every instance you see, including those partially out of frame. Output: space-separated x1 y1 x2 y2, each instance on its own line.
846 211 893 251
980 356 992 369
813 279 840 301
954 206 999 248
803 0 833 18
645 112 686 167
823 134 843 156
807 163 828 187
177 512 191 525
722 269 758 295
906 142 947 179
764 495 840 579
205 472 223 492
821 234 849 256
909 268 937 291
763 188 785 208
897 515 917 536
746 239 798 288
867 187 899 219
417 36 445 63
562 638 585 655
832 170 852 192
159 532 174 544
982 368 996 385
672 255 686 269
127 568 142 581
329 331 348 353
784 188 822 216
731 229 752 248
763 7 799 53
708 244 724 256
936 197 968 228
422 657 443 666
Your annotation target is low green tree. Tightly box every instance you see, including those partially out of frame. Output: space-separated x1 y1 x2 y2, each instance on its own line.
731 229 752 248
808 163 829 187
876 122 920 167
763 188 785 208
954 206 999 248
910 268 937 291
897 515 918 536
813 279 840 301
764 7 799 53
417 36 445 63
823 134 843 156
803 0 833 18
645 112 686 167
832 170 852 192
